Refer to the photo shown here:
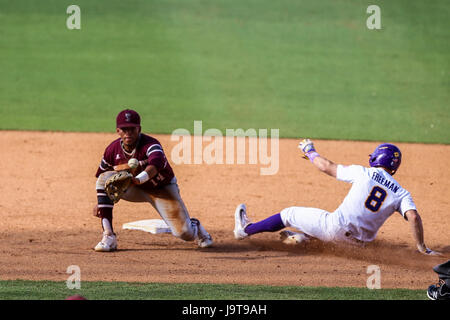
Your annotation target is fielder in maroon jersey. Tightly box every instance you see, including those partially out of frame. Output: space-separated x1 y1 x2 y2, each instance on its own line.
93 109 213 251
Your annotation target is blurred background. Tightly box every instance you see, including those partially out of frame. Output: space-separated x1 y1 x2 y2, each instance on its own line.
0 0 448 143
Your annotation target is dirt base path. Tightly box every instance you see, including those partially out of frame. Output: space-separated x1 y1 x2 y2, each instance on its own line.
0 131 449 289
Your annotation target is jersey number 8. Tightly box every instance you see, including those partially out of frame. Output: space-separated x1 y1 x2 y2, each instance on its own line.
365 186 387 212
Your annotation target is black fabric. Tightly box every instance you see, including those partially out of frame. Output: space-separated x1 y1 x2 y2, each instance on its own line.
433 260 450 287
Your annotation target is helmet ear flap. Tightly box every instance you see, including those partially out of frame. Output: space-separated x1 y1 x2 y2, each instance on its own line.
369 153 381 167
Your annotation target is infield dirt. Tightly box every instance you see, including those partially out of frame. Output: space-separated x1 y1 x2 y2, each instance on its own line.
0 131 449 289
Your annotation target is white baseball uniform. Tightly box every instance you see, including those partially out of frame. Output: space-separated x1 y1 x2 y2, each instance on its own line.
280 165 417 244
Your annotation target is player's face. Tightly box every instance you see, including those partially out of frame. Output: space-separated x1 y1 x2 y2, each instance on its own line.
117 126 141 147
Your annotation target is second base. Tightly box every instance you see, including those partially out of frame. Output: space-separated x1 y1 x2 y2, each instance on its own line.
122 219 172 234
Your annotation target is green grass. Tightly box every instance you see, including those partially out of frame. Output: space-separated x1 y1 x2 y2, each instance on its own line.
0 0 449 143
0 280 427 300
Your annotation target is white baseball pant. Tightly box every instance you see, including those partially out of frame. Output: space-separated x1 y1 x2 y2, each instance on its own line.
97 172 196 241
280 206 364 246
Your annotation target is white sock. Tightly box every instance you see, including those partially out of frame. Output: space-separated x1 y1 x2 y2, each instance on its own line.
102 218 114 235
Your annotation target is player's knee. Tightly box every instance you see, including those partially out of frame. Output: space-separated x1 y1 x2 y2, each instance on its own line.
96 171 115 190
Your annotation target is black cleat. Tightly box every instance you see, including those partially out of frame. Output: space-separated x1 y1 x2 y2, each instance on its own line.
427 279 450 300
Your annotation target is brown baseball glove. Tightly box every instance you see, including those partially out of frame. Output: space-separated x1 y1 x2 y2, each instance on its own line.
105 170 133 203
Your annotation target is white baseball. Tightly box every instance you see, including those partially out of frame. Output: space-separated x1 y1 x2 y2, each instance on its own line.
128 158 139 169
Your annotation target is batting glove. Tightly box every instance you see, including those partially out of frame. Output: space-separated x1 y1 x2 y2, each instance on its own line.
298 139 317 159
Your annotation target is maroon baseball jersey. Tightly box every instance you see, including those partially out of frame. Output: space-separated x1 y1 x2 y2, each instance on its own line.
96 134 175 189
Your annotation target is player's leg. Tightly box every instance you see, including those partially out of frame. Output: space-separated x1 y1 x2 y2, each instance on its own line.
94 171 118 251
280 206 334 242
433 260 450 286
146 181 213 248
234 204 311 244
280 207 364 246
234 204 333 242
234 204 285 240
121 182 213 248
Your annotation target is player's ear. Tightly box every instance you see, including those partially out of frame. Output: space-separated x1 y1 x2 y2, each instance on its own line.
116 127 122 135
137 126 142 134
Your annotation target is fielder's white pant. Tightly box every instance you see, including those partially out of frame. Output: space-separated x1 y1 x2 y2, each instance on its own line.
97 172 196 241
280 207 364 246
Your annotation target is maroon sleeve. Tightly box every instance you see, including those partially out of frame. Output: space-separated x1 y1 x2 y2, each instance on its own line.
137 137 175 189
145 143 167 170
95 149 114 178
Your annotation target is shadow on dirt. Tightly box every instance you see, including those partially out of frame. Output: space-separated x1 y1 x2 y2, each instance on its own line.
207 237 449 270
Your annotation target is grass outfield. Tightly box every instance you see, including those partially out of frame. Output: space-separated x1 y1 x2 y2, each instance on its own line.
0 0 449 143
0 280 427 300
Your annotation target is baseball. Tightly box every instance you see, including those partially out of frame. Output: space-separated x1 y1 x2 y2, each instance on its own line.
128 158 139 169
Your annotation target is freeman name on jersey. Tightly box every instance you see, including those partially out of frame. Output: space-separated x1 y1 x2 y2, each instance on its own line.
371 172 399 193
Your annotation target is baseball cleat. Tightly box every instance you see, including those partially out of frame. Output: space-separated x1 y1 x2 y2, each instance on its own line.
94 232 118 252
279 230 310 245
427 280 450 300
198 236 213 248
234 204 251 240
191 218 213 248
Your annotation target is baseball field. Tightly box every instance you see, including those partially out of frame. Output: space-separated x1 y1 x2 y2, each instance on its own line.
0 0 449 304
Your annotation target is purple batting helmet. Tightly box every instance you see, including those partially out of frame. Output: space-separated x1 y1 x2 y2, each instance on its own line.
369 143 402 175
